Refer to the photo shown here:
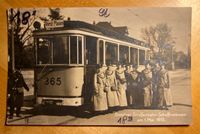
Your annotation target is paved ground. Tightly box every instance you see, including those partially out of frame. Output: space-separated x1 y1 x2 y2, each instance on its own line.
6 69 192 125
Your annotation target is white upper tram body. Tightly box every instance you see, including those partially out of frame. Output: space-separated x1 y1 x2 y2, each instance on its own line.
33 20 150 106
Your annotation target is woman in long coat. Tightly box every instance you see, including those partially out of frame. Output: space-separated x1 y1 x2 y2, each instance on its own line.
116 64 127 107
151 62 161 108
129 66 141 107
93 65 108 112
157 63 172 109
141 63 153 108
105 65 120 109
125 65 132 106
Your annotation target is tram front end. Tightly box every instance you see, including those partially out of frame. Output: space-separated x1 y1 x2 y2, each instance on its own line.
34 31 85 106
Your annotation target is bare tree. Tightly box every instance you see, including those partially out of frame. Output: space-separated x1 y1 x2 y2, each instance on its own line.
141 23 175 60
8 9 37 68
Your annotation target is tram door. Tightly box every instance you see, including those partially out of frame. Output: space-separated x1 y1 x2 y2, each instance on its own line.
84 36 97 105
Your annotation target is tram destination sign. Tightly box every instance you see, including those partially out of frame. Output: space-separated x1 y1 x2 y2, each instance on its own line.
45 20 64 29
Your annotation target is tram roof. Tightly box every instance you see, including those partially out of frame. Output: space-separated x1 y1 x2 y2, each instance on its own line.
34 20 149 48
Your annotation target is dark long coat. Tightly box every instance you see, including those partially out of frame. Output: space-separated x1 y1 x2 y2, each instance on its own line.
141 68 153 107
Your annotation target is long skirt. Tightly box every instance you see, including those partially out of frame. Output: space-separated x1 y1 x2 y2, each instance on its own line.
135 88 143 107
152 84 159 107
143 85 152 108
93 89 108 111
132 85 141 106
107 88 120 107
126 85 133 106
127 87 137 106
117 85 127 107
164 88 173 106
158 87 166 107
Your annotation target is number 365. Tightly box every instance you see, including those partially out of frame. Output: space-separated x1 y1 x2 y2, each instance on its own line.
45 77 61 86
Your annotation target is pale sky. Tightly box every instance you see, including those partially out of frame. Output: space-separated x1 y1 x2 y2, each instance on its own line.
36 7 191 54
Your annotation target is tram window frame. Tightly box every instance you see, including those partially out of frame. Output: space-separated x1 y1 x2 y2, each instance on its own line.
36 37 53 65
139 49 145 65
130 47 138 66
98 40 104 65
53 36 69 64
78 36 83 64
85 36 97 65
35 35 83 66
70 36 78 64
119 45 129 64
105 41 118 65
69 35 83 65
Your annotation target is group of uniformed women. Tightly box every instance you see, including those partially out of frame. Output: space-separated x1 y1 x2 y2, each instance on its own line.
92 61 173 114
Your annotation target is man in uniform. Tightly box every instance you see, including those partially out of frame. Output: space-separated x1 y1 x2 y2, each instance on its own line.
9 67 29 119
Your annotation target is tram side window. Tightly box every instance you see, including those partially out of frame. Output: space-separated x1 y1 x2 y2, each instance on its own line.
78 36 82 64
37 38 52 64
98 40 104 65
105 42 118 65
86 36 97 65
53 36 69 64
119 45 129 64
139 49 145 65
130 48 138 66
70 36 83 64
70 36 78 64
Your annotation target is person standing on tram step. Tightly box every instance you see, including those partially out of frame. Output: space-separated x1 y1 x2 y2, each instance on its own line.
125 64 132 106
140 62 153 108
151 61 161 108
92 64 108 114
8 67 29 119
105 64 120 112
115 63 127 108
129 65 141 108
157 62 172 110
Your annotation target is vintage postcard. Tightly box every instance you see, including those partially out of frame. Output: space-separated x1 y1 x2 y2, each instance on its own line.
5 7 192 125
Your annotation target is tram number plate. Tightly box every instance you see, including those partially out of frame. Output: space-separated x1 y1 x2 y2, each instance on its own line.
45 77 61 86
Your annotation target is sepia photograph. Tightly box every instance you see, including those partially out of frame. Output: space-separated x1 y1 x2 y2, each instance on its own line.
5 7 192 125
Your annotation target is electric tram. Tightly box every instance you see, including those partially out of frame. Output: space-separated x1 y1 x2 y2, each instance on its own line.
33 19 150 107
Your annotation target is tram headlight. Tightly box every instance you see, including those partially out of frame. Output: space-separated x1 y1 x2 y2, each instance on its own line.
33 21 41 30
